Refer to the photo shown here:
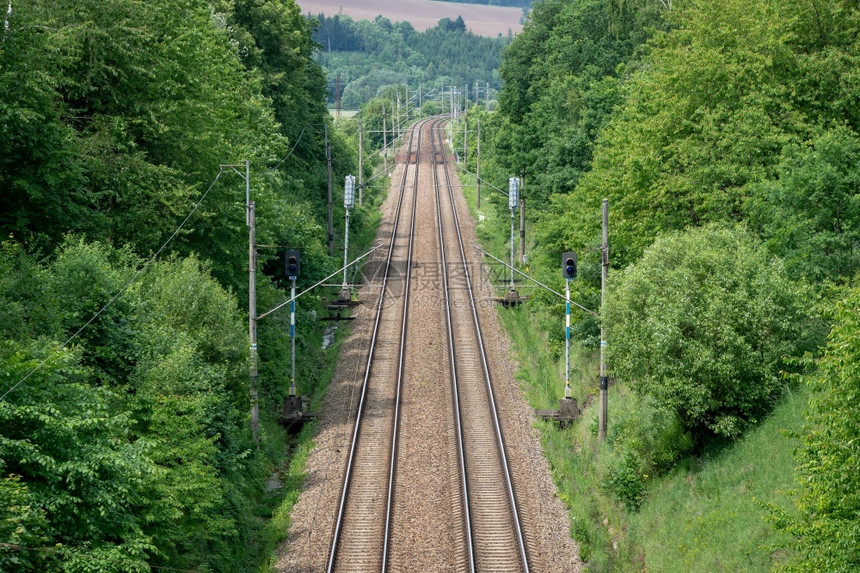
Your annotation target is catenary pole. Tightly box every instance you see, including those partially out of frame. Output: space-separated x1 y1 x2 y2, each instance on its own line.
358 119 364 205
476 121 481 210
382 103 388 176
326 120 334 256
249 197 259 443
599 199 609 440
520 171 526 262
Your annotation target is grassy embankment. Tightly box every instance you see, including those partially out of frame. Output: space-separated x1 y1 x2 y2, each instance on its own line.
456 166 802 572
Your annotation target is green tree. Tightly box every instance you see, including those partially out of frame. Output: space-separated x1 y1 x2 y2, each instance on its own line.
773 281 860 572
748 126 860 283
604 226 814 440
569 0 860 270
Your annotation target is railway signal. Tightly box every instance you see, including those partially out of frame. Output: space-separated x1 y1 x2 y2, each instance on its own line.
341 175 356 303
286 250 301 280
562 252 577 280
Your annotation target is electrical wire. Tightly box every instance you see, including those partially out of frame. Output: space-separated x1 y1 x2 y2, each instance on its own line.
449 159 508 197
0 170 225 402
267 126 307 172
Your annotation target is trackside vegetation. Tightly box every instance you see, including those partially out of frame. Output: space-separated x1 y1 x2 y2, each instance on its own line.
460 0 860 570
0 0 389 571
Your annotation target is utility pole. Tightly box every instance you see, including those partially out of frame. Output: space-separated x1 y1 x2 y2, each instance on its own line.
396 91 401 138
335 72 341 118
486 81 490 109
476 121 481 210
325 120 334 256
358 119 364 205
599 199 609 440
382 103 388 176
248 194 259 444
520 170 526 262
463 118 468 167
221 160 258 443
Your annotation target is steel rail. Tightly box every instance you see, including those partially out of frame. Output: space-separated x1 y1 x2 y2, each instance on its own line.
381 117 424 573
435 121 531 572
326 117 430 573
430 118 477 573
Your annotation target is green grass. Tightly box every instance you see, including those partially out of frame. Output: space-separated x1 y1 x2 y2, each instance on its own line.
497 298 805 572
628 389 803 572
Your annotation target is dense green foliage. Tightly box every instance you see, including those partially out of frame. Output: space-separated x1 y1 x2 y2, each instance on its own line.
470 0 860 567
0 240 255 571
604 226 812 440
772 282 860 572
310 14 510 109
0 0 377 570
544 0 860 272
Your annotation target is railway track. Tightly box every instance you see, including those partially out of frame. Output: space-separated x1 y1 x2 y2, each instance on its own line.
326 117 530 573
431 119 529 572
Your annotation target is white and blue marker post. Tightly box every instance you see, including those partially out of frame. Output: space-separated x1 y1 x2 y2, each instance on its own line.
290 279 296 397
343 175 355 292
285 250 301 397
509 177 519 291
562 252 577 399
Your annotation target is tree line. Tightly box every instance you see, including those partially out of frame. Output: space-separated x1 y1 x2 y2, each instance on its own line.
0 0 373 571
308 13 510 109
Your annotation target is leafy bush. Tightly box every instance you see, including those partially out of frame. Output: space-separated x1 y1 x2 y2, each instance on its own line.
605 225 815 440
604 452 646 511
774 282 860 572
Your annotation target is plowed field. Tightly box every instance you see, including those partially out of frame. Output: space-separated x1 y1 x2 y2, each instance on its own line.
297 0 524 37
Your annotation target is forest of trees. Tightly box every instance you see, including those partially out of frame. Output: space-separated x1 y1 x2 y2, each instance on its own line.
0 0 371 571
463 0 860 569
309 13 510 109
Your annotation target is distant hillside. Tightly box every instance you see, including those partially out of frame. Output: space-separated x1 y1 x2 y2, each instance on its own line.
309 12 508 109
296 0 524 37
